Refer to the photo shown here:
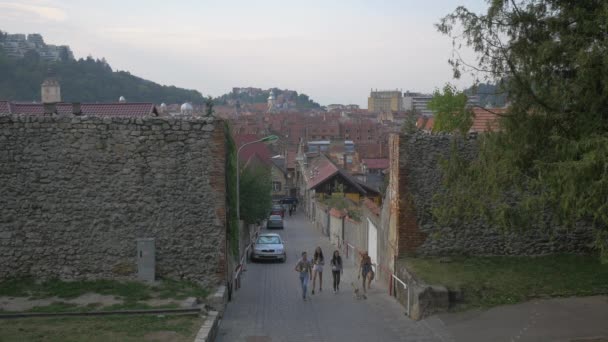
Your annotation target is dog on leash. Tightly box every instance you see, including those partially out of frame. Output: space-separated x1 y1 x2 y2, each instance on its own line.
351 282 367 300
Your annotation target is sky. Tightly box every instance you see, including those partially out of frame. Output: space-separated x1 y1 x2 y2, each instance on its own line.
0 0 488 107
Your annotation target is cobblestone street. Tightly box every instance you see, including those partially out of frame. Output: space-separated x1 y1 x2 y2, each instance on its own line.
217 213 451 342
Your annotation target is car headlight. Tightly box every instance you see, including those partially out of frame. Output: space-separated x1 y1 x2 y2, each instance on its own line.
275 248 284 253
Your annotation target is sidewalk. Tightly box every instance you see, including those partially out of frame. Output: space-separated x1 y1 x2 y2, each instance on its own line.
438 295 608 342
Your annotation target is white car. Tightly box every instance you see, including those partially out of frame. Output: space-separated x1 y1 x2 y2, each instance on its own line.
251 233 286 262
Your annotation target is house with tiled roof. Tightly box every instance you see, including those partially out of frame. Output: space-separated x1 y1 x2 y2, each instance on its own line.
304 154 380 204
416 107 507 134
270 156 288 199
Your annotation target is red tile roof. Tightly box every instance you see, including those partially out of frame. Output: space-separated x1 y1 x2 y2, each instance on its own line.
234 134 273 165
330 208 346 218
416 108 507 133
0 101 158 117
357 143 387 159
286 147 298 169
306 155 340 190
363 198 381 216
471 107 506 132
362 158 389 170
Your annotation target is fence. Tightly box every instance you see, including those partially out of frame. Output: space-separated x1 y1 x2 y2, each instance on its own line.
233 222 262 291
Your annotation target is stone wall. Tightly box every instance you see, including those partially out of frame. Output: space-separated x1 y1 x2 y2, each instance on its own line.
398 132 593 256
0 115 227 286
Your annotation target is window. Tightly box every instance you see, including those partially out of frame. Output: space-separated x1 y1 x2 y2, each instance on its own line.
272 181 282 192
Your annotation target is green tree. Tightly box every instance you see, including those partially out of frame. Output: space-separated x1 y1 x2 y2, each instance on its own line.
239 165 272 224
434 1 608 261
205 96 215 117
428 83 474 135
0 53 205 104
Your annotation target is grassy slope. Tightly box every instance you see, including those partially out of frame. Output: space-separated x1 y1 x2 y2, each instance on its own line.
0 278 209 312
0 315 202 342
404 254 608 309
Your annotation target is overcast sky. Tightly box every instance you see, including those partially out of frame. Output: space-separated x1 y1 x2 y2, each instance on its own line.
0 0 488 107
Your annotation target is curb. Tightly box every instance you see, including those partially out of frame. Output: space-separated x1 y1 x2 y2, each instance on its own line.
206 285 227 317
194 310 219 342
0 308 201 320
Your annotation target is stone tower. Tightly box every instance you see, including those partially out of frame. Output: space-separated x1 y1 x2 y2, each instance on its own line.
41 69 61 103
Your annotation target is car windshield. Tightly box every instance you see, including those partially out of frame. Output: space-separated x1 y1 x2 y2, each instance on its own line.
269 215 282 221
257 236 281 244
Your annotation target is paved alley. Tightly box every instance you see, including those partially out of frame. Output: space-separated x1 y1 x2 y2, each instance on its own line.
216 212 451 342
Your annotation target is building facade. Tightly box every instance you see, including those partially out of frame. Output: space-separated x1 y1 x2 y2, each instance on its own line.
368 90 403 112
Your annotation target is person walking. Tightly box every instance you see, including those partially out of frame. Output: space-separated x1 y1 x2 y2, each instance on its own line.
330 250 343 293
358 251 373 294
295 251 312 301
311 246 324 294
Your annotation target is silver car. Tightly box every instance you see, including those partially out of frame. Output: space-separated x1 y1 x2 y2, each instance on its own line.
251 233 286 262
266 215 284 229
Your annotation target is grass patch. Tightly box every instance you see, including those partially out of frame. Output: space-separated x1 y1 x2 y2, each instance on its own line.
153 279 210 300
0 315 203 342
28 302 83 313
403 254 608 309
0 278 151 301
0 278 209 302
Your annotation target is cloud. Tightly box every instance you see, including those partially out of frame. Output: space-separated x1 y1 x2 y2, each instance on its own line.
0 1 67 22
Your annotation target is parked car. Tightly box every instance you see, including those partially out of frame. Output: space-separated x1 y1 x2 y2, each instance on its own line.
271 204 285 218
266 215 284 229
251 233 286 262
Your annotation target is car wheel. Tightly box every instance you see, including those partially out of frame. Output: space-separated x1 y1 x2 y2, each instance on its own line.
281 254 286 263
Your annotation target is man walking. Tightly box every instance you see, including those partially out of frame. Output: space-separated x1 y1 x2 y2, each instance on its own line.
295 251 313 301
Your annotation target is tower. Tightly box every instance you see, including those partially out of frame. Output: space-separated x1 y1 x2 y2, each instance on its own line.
41 68 61 103
267 90 276 112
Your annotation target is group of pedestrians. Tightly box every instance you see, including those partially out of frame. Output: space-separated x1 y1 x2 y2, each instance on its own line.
294 247 344 301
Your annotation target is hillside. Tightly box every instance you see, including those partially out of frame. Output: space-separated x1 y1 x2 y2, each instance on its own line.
215 87 321 109
465 82 508 108
0 49 205 104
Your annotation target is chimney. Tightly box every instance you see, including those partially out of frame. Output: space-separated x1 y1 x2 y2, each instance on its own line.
43 103 56 115
72 102 82 115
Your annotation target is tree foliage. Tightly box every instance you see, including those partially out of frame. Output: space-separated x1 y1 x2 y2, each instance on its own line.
434 0 608 261
0 49 204 104
428 83 474 135
239 164 272 224
215 88 321 109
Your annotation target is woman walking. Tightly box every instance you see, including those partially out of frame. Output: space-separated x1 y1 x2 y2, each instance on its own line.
330 250 343 293
295 251 312 301
311 246 324 294
358 251 373 294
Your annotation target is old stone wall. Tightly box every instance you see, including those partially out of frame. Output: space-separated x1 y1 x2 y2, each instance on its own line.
399 132 593 256
0 115 227 286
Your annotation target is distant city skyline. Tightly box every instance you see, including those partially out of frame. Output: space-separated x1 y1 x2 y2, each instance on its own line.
0 0 488 107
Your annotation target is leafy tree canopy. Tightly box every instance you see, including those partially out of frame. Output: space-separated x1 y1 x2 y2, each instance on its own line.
428 83 474 135
0 49 204 104
239 164 272 224
434 0 608 261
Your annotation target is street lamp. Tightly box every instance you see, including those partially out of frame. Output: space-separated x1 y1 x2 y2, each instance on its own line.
236 135 278 221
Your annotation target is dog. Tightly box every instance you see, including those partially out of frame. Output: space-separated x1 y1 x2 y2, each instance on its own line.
351 282 367 300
